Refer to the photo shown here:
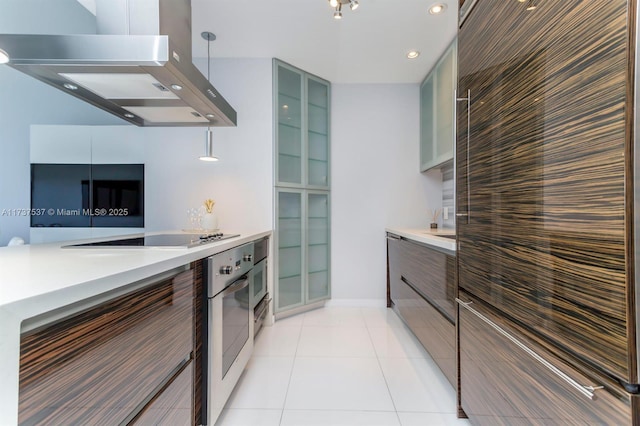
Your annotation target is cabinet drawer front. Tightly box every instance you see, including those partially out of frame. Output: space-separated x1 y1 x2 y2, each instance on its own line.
134 362 193 426
392 277 456 387
400 239 455 321
19 268 194 425
458 291 631 425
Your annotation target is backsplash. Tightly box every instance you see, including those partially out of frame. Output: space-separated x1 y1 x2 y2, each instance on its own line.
441 161 455 229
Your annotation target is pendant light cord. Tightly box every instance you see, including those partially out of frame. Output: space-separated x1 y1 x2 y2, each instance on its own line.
207 37 211 131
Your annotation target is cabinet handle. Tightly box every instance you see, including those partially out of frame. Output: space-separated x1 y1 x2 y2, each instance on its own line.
455 89 471 224
386 235 401 241
455 298 604 400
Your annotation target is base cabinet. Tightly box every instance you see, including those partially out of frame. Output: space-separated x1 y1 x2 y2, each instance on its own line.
133 362 193 425
458 290 633 425
18 266 197 425
387 234 456 387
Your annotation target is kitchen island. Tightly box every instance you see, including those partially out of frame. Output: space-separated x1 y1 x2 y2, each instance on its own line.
0 230 271 425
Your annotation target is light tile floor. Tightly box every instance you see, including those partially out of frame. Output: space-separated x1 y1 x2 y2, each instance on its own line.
215 306 471 426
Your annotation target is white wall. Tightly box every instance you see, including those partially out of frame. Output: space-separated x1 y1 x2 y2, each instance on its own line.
143 58 273 234
331 84 443 302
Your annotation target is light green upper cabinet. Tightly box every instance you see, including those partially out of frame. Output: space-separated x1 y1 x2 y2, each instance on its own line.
277 65 303 185
420 39 457 172
275 60 330 189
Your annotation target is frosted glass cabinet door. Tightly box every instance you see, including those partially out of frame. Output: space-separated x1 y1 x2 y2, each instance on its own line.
307 77 330 188
420 39 457 172
307 192 330 302
420 75 435 169
277 64 303 185
435 41 456 161
277 190 304 311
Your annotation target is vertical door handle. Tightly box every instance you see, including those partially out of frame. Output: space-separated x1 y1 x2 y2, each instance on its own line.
456 89 471 224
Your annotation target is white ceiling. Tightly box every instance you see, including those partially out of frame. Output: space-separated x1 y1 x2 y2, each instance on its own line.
190 0 457 84
77 0 458 84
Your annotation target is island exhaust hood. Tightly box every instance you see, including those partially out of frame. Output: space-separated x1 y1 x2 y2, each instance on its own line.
0 0 237 127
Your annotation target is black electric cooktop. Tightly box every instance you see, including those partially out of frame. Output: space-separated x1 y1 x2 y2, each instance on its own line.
63 233 240 249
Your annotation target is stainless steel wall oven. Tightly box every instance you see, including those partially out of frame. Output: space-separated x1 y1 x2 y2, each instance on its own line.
204 242 254 425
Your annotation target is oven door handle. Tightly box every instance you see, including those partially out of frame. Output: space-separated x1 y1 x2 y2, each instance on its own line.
221 276 250 297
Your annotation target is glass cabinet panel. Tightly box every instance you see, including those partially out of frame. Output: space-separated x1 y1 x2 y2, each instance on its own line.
420 39 457 172
420 75 435 168
277 190 303 310
307 192 330 301
277 65 303 185
274 59 331 315
435 41 455 161
307 78 329 187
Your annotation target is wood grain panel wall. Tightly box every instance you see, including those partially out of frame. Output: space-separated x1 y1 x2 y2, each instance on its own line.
18 268 194 425
457 0 631 382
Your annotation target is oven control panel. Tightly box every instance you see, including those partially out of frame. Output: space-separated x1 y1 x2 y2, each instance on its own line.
208 242 255 295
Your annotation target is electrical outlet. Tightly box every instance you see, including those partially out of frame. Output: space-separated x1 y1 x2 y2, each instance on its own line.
443 207 449 220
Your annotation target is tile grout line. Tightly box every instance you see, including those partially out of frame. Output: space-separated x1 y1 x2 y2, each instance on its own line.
278 314 305 426
361 308 403 426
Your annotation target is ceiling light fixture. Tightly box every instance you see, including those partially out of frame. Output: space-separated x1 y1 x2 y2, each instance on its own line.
199 31 219 162
0 48 9 64
526 0 537 10
334 3 342 19
329 0 359 19
170 84 183 91
407 50 420 59
429 3 447 14
63 83 78 90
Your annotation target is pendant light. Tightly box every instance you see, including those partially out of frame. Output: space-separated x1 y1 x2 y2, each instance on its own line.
199 31 219 162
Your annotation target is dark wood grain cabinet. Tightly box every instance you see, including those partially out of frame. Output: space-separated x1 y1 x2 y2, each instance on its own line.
458 290 634 425
387 234 456 387
18 264 201 425
456 0 639 423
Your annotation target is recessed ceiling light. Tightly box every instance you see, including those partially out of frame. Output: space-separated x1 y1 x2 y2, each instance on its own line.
63 83 78 90
206 113 215 119
429 3 446 14
171 84 183 90
407 50 420 59
0 49 9 64
124 113 135 118
329 0 338 7
526 3 537 10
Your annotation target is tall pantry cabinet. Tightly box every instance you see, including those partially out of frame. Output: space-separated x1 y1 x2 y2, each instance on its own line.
456 0 639 423
274 60 331 315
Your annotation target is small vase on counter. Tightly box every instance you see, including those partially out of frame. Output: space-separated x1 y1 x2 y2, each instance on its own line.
429 208 441 230
202 199 218 231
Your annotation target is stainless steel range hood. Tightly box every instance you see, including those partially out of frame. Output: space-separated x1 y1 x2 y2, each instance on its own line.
0 0 236 127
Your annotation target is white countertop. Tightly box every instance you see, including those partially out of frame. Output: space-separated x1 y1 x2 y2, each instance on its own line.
386 227 456 253
0 229 271 425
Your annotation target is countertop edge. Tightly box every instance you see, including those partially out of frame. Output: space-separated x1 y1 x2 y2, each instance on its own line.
386 227 456 253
